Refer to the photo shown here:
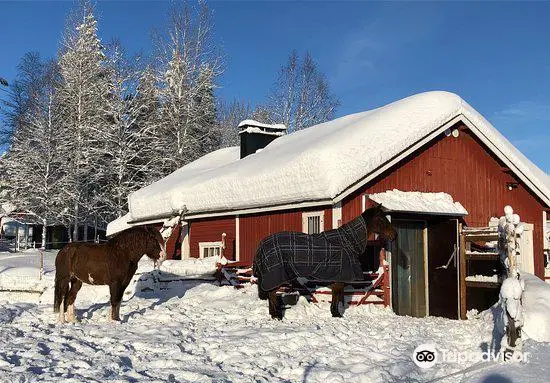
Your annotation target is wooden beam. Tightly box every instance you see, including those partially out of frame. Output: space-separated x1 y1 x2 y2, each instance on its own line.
459 223 467 320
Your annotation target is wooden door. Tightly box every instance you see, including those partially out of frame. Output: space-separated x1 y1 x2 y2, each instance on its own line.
391 221 427 317
427 219 459 319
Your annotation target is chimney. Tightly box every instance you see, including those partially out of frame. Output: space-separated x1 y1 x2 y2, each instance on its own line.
238 120 287 159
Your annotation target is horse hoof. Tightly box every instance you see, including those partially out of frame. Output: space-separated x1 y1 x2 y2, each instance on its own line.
331 301 344 318
271 314 283 320
68 316 80 324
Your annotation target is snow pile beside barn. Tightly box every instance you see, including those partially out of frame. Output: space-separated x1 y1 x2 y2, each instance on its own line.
124 91 550 222
521 273 550 342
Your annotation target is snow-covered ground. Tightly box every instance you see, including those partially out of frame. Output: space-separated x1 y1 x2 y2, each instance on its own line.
0 251 549 382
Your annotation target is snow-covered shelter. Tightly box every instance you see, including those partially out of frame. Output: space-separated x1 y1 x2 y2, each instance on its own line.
108 91 550 319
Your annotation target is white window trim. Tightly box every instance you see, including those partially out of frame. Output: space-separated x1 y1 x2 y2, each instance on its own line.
198 241 223 259
543 211 549 250
302 211 325 234
332 202 342 229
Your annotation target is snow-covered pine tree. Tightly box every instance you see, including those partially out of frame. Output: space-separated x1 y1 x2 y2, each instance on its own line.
56 2 111 241
189 64 219 159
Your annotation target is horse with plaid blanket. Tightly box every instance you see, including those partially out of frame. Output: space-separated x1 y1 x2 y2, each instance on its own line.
253 204 397 319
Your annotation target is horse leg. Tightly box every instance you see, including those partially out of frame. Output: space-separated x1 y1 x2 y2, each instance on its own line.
55 276 70 323
268 290 283 320
66 278 82 323
330 282 345 318
258 285 269 300
109 283 123 321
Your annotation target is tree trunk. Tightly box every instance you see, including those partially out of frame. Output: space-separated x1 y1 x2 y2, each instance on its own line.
73 201 79 242
83 221 88 242
94 216 98 243
42 218 47 249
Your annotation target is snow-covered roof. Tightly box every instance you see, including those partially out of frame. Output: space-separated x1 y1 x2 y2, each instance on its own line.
124 91 550 223
237 119 287 130
369 190 468 216
106 213 133 236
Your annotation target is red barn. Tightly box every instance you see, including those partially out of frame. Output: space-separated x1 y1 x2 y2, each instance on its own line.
108 92 550 319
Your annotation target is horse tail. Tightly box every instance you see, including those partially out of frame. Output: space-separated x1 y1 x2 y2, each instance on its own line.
54 245 72 313
253 240 269 300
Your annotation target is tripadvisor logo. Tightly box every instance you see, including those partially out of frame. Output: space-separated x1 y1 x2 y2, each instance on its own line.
412 344 438 369
412 343 530 368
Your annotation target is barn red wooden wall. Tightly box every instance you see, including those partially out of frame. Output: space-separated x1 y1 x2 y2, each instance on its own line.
189 217 236 260
341 124 547 277
238 207 332 265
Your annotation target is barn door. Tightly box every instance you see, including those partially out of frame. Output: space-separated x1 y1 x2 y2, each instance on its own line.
427 219 459 319
391 221 427 318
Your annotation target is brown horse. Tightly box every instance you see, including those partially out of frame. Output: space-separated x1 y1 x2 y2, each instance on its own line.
254 204 397 319
54 226 166 323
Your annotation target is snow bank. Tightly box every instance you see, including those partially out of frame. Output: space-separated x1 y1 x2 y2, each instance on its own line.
125 91 550 223
521 273 550 342
369 189 468 215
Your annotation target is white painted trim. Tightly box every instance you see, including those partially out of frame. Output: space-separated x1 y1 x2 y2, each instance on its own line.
235 215 240 261
302 211 325 234
185 200 332 220
181 224 190 259
361 194 367 212
198 241 223 259
542 211 548 250
332 202 342 229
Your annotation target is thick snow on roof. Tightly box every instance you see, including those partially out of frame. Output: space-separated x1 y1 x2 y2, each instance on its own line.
238 126 285 136
237 119 287 130
369 190 468 216
126 91 550 222
129 146 240 221
106 213 133 236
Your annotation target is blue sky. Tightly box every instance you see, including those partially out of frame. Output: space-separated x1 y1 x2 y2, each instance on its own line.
1 1 549 172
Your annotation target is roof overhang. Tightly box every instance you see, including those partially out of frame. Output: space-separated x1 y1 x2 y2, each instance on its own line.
368 190 468 217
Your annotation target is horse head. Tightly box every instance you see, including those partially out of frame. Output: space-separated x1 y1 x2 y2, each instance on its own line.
143 226 167 262
362 203 397 241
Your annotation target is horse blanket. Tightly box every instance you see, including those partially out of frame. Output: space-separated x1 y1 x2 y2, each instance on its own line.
253 215 368 292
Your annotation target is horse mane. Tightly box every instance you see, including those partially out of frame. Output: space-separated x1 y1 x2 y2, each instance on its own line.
109 226 152 253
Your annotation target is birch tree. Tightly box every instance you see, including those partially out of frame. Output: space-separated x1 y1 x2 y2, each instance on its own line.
266 51 339 132
1 55 68 248
153 0 223 174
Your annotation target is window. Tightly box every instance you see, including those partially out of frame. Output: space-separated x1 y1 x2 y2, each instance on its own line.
198 242 223 258
302 211 324 234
